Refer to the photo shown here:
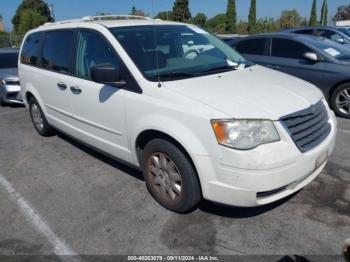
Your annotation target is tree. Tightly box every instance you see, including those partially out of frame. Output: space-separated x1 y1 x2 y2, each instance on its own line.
206 14 226 34
155 11 172 20
172 0 191 22
256 17 280 33
333 5 350 21
17 9 46 35
130 6 145 17
320 0 328 26
131 6 137 15
12 0 53 33
225 0 237 34
248 0 257 34
191 13 207 28
309 0 318 26
279 9 302 29
237 20 248 35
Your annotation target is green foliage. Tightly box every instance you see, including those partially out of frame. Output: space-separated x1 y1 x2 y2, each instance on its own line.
333 5 350 21
225 0 237 34
237 20 248 35
279 9 302 29
309 0 318 26
12 0 53 33
155 11 172 20
17 9 46 35
256 17 280 33
191 13 207 28
130 6 145 17
248 0 257 34
320 0 328 26
172 0 191 22
206 14 226 34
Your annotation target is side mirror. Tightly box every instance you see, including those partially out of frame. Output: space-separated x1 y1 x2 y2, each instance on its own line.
303 52 319 62
91 63 126 87
337 38 345 44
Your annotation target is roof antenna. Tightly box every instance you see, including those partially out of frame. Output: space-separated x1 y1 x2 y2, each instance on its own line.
151 0 162 88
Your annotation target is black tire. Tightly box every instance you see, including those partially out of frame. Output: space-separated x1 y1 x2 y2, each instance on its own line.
142 139 201 213
28 97 55 137
330 83 350 119
0 97 5 107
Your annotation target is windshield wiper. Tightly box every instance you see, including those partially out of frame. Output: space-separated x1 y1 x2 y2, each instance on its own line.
200 65 238 74
149 71 198 81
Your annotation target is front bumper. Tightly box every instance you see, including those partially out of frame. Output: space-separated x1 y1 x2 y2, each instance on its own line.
0 84 23 104
195 110 337 207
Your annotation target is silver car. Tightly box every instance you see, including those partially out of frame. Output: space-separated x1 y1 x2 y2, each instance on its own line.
0 48 22 106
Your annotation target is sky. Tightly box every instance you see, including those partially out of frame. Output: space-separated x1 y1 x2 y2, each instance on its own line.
0 0 349 31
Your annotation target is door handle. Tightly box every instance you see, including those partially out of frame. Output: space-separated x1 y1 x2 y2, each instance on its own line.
57 82 67 90
70 86 82 95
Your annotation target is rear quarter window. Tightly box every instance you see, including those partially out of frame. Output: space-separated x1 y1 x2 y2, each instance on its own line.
20 32 43 66
236 38 267 55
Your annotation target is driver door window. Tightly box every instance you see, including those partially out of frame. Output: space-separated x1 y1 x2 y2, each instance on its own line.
319 30 343 42
75 30 122 81
271 38 312 60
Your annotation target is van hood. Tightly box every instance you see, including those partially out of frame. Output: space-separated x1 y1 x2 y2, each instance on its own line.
163 65 324 120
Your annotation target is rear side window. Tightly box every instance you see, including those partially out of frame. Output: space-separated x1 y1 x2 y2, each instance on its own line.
236 38 267 55
0 52 19 69
271 38 312 59
42 30 74 74
20 32 43 66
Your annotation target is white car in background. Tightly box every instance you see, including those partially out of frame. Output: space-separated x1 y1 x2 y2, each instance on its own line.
0 48 22 106
19 15 337 213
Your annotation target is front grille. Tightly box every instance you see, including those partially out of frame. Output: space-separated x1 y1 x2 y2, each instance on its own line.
281 100 331 153
5 81 20 86
6 92 19 100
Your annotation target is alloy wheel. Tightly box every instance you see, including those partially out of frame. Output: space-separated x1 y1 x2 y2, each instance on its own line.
336 87 350 116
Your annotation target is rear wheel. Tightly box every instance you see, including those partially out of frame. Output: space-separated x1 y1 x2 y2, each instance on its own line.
142 139 201 213
331 83 350 119
28 97 55 136
0 99 5 107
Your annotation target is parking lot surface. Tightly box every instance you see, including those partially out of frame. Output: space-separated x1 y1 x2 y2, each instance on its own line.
0 106 349 258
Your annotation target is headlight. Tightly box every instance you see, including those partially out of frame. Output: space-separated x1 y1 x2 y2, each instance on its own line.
211 119 280 150
0 80 5 85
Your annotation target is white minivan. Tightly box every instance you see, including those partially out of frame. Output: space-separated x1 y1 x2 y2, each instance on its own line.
19 16 337 213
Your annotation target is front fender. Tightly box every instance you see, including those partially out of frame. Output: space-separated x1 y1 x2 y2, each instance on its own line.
129 114 212 164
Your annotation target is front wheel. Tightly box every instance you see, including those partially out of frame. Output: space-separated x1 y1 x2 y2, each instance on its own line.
331 83 350 119
28 97 55 136
142 139 201 213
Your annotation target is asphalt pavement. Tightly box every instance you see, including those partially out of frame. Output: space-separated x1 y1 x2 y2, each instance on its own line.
0 105 349 261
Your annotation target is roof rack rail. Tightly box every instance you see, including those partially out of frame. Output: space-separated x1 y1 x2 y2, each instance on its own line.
43 15 153 26
83 15 153 21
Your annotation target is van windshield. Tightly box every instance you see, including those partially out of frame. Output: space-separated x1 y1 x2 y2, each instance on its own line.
110 25 246 82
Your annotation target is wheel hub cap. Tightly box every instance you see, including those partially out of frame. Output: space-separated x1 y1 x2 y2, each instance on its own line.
148 152 182 202
31 104 44 130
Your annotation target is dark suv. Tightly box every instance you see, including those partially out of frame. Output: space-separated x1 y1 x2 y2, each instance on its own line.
229 33 350 118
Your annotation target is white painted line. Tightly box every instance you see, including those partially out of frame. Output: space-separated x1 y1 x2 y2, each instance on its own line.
0 174 80 261
338 129 350 135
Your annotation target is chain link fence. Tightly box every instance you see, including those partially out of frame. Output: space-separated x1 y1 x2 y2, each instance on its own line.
0 35 24 48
